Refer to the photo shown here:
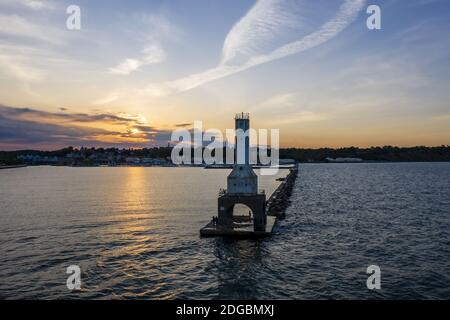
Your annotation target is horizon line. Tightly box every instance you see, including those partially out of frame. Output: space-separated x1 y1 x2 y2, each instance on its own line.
1 144 450 153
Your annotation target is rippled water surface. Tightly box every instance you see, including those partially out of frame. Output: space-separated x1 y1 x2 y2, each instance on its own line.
1 164 449 299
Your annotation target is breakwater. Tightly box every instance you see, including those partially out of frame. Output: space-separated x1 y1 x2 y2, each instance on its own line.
266 164 299 219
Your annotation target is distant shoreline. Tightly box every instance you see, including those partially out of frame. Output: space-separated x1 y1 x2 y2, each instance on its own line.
3 162 450 170
0 164 27 170
2 146 450 166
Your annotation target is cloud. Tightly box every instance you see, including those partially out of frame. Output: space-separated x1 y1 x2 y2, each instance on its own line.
0 14 65 45
174 123 192 128
0 1 105 101
145 0 366 95
91 93 120 106
0 49 44 82
0 112 123 151
109 45 166 75
0 14 84 93
96 0 365 102
0 0 55 11
0 105 173 150
221 0 303 65
109 59 142 75
259 93 298 108
0 43 76 98
0 105 147 124
20 0 54 10
255 92 330 125
108 14 175 76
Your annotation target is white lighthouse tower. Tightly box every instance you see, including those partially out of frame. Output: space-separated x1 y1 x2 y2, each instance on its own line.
227 113 258 195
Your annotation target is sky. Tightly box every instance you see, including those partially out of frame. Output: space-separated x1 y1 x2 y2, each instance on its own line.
0 0 449 150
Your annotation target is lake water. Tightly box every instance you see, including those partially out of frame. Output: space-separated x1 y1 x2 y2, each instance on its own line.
0 163 449 299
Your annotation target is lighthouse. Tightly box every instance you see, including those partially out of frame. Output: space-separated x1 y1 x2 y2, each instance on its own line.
217 113 267 232
227 113 258 195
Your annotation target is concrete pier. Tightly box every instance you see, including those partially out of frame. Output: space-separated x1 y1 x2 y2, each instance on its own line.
200 215 277 238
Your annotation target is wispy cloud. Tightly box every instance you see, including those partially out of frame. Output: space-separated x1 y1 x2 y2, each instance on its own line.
0 42 84 99
145 0 366 95
255 92 330 125
109 44 166 75
221 0 303 64
259 93 298 108
25 0 52 10
0 14 65 45
108 14 176 76
91 93 120 106
0 9 85 94
95 0 365 102
0 48 44 82
0 0 55 11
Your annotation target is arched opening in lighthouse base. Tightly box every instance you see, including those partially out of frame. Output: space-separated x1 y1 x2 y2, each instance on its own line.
218 194 266 232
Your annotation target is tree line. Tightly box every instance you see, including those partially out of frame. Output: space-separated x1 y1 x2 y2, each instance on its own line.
1 145 450 165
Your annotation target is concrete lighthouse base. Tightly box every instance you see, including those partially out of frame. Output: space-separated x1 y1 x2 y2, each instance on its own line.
217 193 266 230
200 215 277 238
200 192 274 238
